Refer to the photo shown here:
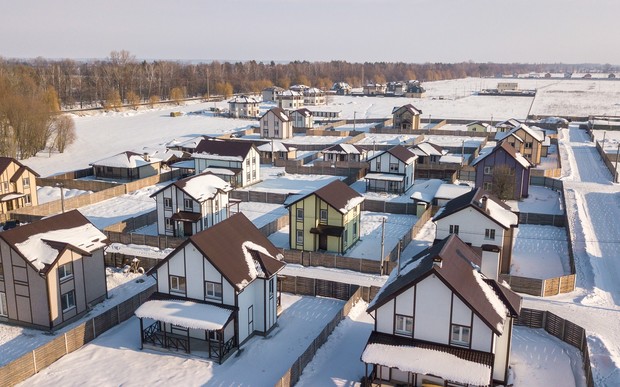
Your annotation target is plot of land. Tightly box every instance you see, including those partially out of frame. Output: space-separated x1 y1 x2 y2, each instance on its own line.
510 225 570 279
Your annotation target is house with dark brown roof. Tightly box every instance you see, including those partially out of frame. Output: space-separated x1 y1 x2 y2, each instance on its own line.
0 157 39 217
432 188 519 277
366 145 417 194
150 172 232 237
286 180 364 254
362 234 521 387
289 108 314 129
495 123 548 165
321 143 368 163
135 213 285 363
0 210 108 330
192 138 260 188
91 151 162 181
260 107 293 139
392 104 422 130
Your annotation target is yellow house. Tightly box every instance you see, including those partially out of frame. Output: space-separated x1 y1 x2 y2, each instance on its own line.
287 180 364 254
496 124 546 165
0 157 39 216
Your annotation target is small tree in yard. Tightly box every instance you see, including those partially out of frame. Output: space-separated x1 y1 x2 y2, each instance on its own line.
491 165 515 200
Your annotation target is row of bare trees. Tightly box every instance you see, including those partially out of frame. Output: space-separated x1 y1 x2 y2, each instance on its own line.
3 52 564 111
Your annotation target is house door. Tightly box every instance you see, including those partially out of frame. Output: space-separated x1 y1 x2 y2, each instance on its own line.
319 234 328 250
183 222 193 237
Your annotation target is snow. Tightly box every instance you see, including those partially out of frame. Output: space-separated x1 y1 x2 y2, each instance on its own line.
361 343 492 386
91 152 161 168
341 195 365 213
135 300 232 331
240 171 341 194
281 264 387 288
105 243 173 260
484 196 518 228
15 224 107 270
505 185 563 215
239 240 274 285
364 172 404 182
472 269 508 333
36 186 92 204
510 225 570 279
181 173 231 201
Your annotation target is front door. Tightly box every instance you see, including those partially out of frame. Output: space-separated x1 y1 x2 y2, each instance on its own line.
319 234 327 250
183 221 193 237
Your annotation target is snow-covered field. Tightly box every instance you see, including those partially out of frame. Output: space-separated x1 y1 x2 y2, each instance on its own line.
36 186 92 204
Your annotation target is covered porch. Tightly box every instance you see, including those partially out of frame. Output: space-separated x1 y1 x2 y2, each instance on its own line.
365 173 406 194
0 192 26 213
170 211 201 237
135 297 237 364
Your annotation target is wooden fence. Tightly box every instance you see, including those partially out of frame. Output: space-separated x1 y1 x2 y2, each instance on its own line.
230 190 288 204
595 139 620 182
519 212 565 227
515 308 594 387
0 285 157 386
499 273 576 297
281 249 396 275
104 210 159 233
361 199 417 215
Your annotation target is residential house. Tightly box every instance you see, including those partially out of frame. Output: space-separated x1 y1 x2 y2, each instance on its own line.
277 90 304 110
257 141 297 163
467 121 494 132
405 80 426 98
192 139 260 188
432 188 518 277
228 95 260 118
303 87 326 105
289 84 309 93
261 86 285 102
363 83 387 95
0 210 108 330
471 141 532 200
366 145 417 194
150 172 232 237
362 234 521 386
0 157 39 216
286 180 364 254
386 81 406 96
410 142 464 181
136 213 285 363
392 104 423 130
409 180 472 217
497 82 518 92
260 107 293 139
494 118 521 133
91 151 161 181
331 82 352 95
495 123 548 165
289 108 314 129
321 144 367 163
167 135 214 153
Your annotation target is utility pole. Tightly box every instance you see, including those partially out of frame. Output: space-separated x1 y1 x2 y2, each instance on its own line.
56 183 65 213
271 138 275 166
353 111 357 132
380 217 386 275
615 143 620 183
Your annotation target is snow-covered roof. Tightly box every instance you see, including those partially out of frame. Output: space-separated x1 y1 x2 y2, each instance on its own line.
106 243 173 259
322 143 364 155
409 179 444 203
169 160 195 169
411 142 444 157
365 173 405 182
228 95 259 104
257 141 294 152
202 167 237 176
361 342 491 386
435 184 472 200
438 154 463 164
281 90 302 97
304 87 324 95
135 299 232 331
91 151 162 168
287 180 364 215
151 172 232 203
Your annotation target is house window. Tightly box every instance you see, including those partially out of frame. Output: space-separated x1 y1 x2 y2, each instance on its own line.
449 225 459 235
205 281 223 301
246 171 251 181
344 231 348 245
170 276 186 295
389 163 399 172
61 290 76 312
24 194 31 205
353 221 358 238
0 292 7 317
246 159 250 167
483 182 493 191
0 261 3 279
58 262 73 282
296 230 304 245
184 198 193 211
296 208 304 221
269 278 274 299
248 305 254 335
395 314 413 336
252 170 256 179
207 330 220 342
106 166 113 173
22 177 30 188
484 166 493 175
164 197 172 209
2 182 7 192
274 128 279 136
263 129 269 137
485 229 496 240
165 217 173 230
525 142 533 149
320 209 328 223
376 160 381 170
451 324 471 347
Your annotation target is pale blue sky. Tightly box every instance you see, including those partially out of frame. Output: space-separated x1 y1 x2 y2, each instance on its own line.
1 0 617 64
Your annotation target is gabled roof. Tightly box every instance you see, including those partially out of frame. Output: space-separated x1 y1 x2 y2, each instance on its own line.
0 157 40 178
368 145 417 165
192 139 256 161
322 143 366 155
262 86 284 92
228 95 259 104
166 135 213 150
280 90 302 97
432 187 518 229
391 104 422 116
261 107 290 122
471 141 532 169
466 121 491 128
495 118 521 129
368 234 519 335
257 141 295 153
91 151 161 168
0 210 108 274
410 142 445 157
291 108 313 117
286 180 364 215
149 213 284 291
304 87 324 95
149 172 231 202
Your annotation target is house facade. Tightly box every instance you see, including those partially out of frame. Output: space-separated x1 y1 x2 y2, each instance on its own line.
150 172 232 237
392 104 423 130
91 151 162 181
192 139 260 188
467 121 494 132
496 124 546 165
433 188 518 277
228 95 260 118
0 210 108 330
0 157 39 217
261 86 285 102
290 108 314 129
257 141 297 163
277 90 304 109
303 87 326 105
322 144 367 163
287 180 364 254
362 234 521 387
136 213 285 363
363 83 387 95
260 107 293 139
472 142 532 200
366 145 417 194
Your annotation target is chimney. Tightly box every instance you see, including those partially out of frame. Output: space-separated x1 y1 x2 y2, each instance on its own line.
481 195 488 210
432 257 443 269
143 152 150 162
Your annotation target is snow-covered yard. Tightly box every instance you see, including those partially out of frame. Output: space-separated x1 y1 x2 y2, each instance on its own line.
243 169 342 195
510 225 571 279
36 186 92 204
506 185 563 215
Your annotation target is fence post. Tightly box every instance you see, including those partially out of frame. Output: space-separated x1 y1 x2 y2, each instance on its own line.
32 350 37 373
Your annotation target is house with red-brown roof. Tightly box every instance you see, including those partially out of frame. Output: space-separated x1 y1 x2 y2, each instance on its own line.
0 210 108 330
192 138 260 188
0 157 39 217
260 107 293 139
362 234 521 386
392 104 422 130
366 145 418 194
135 213 285 363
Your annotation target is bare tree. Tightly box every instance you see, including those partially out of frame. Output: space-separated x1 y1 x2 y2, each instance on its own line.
50 114 76 154
126 90 140 110
104 89 122 111
491 165 516 200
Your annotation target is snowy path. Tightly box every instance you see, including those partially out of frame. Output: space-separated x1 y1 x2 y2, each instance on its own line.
523 125 620 385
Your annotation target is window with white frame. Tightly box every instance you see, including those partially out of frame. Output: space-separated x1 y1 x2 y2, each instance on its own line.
184 198 193 211
525 142 533 149
483 182 493 191
0 261 3 279
24 194 31 205
320 209 328 223
485 228 496 240
22 177 30 188
58 262 73 281
0 292 7 317
484 166 493 175
353 221 358 238
389 163 399 172
449 225 459 235
170 276 186 294
269 278 274 299
164 197 172 209
296 230 303 245
165 217 173 230
205 281 223 301
296 208 304 221
395 314 413 336
61 290 76 312
450 324 471 347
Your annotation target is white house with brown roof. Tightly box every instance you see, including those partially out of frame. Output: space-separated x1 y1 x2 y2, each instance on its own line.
303 87 326 105
289 108 314 129
192 139 260 188
0 157 39 216
366 145 417 194
257 141 297 163
362 234 521 386
135 213 285 363
277 90 304 109
150 172 232 237
392 104 422 130
91 151 162 181
260 107 293 139
321 143 367 163
0 210 108 330
228 95 260 118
